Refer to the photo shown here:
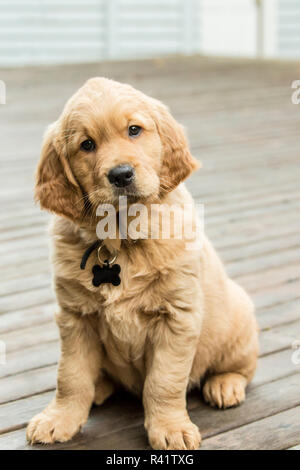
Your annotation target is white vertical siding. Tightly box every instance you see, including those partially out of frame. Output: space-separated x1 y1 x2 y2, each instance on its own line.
277 0 300 58
0 0 108 66
0 0 202 66
115 0 201 58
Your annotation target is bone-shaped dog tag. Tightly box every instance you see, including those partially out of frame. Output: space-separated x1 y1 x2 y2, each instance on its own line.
92 263 121 287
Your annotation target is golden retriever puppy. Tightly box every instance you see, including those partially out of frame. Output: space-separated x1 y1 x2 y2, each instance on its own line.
26 78 258 450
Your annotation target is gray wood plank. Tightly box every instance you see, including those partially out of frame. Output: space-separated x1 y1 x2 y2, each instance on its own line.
0 341 59 379
201 407 300 450
0 303 56 334
253 349 300 387
228 246 300 278
0 391 54 435
2 322 58 353
237 263 300 294
258 299 300 331
0 272 50 298
0 366 57 404
259 319 300 356
0 287 55 314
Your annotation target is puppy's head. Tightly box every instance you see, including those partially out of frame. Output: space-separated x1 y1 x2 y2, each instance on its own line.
35 78 200 223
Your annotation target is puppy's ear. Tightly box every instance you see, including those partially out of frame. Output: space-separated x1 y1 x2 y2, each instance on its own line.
35 123 84 222
153 101 201 193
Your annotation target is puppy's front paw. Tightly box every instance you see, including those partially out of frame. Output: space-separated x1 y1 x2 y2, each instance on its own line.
27 406 84 445
203 372 247 409
148 420 201 450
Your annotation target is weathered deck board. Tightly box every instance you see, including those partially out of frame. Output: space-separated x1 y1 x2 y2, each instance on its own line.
0 55 299 450
201 407 300 450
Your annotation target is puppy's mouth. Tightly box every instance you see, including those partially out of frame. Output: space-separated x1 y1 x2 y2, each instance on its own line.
88 184 144 209
113 183 140 201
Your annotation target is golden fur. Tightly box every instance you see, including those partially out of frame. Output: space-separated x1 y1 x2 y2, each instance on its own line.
27 78 258 450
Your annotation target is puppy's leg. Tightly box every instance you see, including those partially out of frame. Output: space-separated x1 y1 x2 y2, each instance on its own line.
94 374 115 406
203 348 257 410
27 310 101 444
203 280 258 410
144 312 202 451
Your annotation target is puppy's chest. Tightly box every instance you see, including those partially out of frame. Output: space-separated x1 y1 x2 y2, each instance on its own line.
98 311 148 367
94 275 163 365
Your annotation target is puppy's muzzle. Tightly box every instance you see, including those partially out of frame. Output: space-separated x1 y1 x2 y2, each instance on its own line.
108 165 135 188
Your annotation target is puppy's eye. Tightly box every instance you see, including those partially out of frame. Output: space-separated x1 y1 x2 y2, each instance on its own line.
81 139 96 152
128 125 142 138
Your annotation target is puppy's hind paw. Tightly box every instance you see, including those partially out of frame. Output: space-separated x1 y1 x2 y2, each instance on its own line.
203 372 247 409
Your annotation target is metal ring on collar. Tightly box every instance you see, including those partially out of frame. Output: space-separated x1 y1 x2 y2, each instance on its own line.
97 245 118 266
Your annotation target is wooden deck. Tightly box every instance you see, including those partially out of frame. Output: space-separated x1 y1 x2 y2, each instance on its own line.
0 55 300 450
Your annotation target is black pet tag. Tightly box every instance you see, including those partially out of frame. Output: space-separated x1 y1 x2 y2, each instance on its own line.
80 241 121 288
92 262 121 287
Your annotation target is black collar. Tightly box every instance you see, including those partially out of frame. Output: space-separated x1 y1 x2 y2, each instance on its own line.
80 240 101 270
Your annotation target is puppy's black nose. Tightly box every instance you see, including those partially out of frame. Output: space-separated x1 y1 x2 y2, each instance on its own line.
108 165 135 188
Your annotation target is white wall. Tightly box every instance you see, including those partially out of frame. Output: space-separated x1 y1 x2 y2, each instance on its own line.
260 0 277 57
0 0 300 67
201 0 257 58
200 0 300 60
